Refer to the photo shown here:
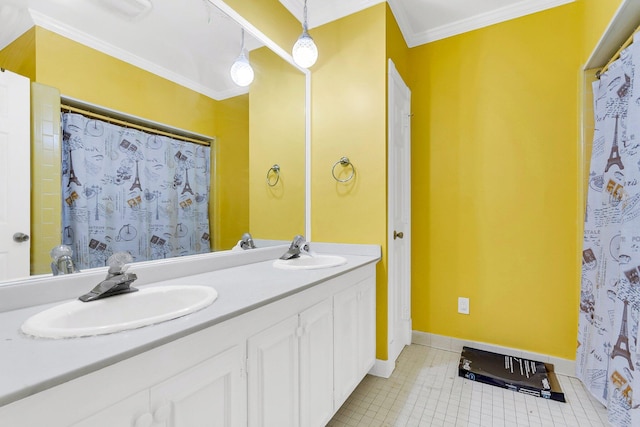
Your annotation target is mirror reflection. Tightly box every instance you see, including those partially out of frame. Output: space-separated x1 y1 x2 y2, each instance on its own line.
0 0 306 283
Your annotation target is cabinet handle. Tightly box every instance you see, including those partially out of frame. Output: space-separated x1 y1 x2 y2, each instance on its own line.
393 230 404 240
133 413 153 427
154 403 172 422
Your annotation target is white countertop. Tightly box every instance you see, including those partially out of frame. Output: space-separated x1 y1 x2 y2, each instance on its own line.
0 243 380 407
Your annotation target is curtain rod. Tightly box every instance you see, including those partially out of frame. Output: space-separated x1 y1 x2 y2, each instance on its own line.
597 23 640 79
60 103 212 147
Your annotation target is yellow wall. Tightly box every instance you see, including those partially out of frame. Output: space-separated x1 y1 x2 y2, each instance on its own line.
385 3 410 80
30 83 62 275
580 0 624 62
0 27 36 80
311 4 389 359
213 94 250 250
35 28 217 136
249 47 306 239
409 4 583 359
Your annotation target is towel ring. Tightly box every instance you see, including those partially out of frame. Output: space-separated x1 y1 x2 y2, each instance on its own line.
266 164 280 187
332 157 355 183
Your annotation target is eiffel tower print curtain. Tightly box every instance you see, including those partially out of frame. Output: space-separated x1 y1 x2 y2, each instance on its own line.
61 112 211 269
577 40 640 427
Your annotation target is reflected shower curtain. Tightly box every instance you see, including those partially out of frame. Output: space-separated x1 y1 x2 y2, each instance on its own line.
61 113 211 269
577 39 640 426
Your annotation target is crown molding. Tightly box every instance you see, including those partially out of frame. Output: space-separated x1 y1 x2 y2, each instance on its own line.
405 0 575 47
29 9 231 100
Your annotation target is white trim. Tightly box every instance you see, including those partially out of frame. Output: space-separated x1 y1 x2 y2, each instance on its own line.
305 63 312 240
584 0 640 70
279 0 384 29
28 10 242 101
393 0 575 47
411 331 577 378
369 358 396 378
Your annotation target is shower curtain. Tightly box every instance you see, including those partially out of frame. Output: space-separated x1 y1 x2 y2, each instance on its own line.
61 112 211 269
577 38 640 426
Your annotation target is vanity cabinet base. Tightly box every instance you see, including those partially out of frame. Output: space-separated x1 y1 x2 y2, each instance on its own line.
0 264 376 427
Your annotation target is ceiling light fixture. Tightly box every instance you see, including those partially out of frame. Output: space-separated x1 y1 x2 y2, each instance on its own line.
292 0 317 68
230 28 255 87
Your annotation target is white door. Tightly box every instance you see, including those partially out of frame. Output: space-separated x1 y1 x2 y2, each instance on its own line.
0 69 30 281
387 59 412 365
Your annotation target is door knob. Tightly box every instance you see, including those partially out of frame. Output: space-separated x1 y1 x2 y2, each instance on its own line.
13 232 29 243
393 230 404 240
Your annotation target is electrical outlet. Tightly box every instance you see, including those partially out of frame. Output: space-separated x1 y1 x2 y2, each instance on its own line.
458 297 470 315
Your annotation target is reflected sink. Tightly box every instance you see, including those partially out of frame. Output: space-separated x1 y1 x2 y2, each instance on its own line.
273 254 347 270
21 285 218 339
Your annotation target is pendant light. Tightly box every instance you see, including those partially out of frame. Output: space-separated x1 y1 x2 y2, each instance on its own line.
230 29 254 87
292 0 318 68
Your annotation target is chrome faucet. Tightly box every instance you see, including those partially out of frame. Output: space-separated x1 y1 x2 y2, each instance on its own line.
279 235 311 260
239 232 256 250
50 245 79 275
79 252 138 302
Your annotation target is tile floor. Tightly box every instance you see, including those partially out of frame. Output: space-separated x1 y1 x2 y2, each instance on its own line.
327 344 610 427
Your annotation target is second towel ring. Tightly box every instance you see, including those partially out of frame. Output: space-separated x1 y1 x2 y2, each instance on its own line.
266 164 280 187
332 157 355 183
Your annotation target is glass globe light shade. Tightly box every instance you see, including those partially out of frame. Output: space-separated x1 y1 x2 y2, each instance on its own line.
292 32 318 68
230 52 254 87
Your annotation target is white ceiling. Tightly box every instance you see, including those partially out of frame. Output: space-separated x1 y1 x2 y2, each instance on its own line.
0 0 575 100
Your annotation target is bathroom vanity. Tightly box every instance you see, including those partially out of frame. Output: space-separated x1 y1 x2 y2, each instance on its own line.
0 243 380 427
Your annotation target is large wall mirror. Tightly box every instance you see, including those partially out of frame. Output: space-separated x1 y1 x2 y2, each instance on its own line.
0 0 309 284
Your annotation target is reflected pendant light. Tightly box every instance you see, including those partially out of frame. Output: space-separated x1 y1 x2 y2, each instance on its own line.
230 29 254 87
292 0 318 68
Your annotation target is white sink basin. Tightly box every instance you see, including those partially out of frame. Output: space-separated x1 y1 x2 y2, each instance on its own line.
21 285 218 339
273 254 347 270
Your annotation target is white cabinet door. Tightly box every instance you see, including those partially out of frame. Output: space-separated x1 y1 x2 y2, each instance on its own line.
333 284 360 408
299 299 334 427
248 315 299 427
149 345 246 427
70 390 150 427
333 276 377 409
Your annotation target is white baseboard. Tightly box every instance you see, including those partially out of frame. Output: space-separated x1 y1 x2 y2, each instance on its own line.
411 331 577 377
